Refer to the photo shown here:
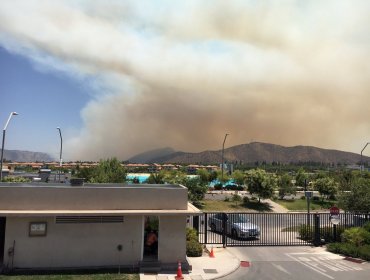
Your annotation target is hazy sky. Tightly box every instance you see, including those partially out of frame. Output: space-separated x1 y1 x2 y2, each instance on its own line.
1 0 370 161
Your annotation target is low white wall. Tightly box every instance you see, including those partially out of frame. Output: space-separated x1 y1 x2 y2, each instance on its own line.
4 216 143 269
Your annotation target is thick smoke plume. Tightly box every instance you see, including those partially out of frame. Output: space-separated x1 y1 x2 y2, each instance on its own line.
1 0 370 160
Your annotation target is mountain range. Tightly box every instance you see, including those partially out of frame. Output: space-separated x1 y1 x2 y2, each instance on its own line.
128 142 368 165
0 149 54 162
2 142 368 165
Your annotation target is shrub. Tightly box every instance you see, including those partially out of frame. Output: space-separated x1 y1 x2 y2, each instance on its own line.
224 196 230 202
327 242 359 257
192 200 204 209
186 240 203 257
300 196 306 200
298 225 345 243
359 245 370 261
298 225 313 241
341 227 370 246
243 196 250 204
363 222 370 232
327 242 342 253
186 227 198 241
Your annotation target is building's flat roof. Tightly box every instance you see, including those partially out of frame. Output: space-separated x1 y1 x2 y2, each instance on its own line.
0 203 201 216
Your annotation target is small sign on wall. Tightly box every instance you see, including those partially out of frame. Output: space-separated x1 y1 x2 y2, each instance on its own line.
29 222 47 237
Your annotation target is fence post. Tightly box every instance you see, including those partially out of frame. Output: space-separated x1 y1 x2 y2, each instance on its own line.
314 213 320 246
204 213 208 244
194 216 199 239
222 213 227 248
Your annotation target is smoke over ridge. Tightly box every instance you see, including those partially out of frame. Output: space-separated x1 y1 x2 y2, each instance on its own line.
1 0 370 160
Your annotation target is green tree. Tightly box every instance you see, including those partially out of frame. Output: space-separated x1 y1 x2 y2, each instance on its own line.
146 172 165 184
161 170 186 184
76 158 126 183
338 177 370 213
245 169 277 202
313 177 337 201
278 173 296 199
181 177 208 202
196 169 210 184
295 167 308 188
217 170 230 184
232 193 242 206
231 170 245 186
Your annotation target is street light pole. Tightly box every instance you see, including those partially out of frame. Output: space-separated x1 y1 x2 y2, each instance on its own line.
57 127 63 183
221 133 229 183
0 112 19 181
360 142 370 173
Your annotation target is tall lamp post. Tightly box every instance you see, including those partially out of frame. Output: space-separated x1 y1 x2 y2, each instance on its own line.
57 127 63 183
361 142 370 173
221 133 229 183
0 112 19 181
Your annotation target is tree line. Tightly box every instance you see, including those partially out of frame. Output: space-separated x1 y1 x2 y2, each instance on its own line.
74 158 369 213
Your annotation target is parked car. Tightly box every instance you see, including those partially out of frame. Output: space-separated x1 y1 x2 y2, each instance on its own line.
208 213 260 239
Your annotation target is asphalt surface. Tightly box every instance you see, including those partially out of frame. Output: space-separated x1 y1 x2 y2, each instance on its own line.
218 246 370 280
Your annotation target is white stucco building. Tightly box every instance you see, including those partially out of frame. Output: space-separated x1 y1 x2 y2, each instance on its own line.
0 183 201 273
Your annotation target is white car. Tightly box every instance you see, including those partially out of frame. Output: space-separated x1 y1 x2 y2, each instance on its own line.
208 213 260 239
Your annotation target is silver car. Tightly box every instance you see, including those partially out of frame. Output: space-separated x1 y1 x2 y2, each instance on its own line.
208 213 260 239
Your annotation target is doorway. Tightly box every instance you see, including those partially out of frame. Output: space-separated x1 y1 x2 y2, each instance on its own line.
0 217 6 265
143 216 159 260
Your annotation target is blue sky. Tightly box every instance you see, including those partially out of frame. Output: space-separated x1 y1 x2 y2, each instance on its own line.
0 46 90 159
1 1 370 161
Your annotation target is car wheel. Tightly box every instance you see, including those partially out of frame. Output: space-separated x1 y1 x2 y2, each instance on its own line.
231 229 238 239
210 223 216 232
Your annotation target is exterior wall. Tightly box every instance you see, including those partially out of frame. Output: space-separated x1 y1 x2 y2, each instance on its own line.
0 184 188 210
158 216 187 263
3 216 143 269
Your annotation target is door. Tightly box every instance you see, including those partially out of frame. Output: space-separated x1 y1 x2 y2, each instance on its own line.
143 216 159 260
0 217 5 265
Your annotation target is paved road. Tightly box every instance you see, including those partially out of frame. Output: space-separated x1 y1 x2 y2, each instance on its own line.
218 246 370 280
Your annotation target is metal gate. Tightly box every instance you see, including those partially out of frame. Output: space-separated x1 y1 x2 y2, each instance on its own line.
188 212 369 247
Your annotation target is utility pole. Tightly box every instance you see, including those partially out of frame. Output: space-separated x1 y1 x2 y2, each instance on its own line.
221 133 229 183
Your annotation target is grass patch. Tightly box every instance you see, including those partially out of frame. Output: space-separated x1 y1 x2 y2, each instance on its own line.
0 274 139 280
201 199 272 212
275 199 337 211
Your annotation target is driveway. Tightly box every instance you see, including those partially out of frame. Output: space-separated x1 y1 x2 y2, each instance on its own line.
219 246 370 280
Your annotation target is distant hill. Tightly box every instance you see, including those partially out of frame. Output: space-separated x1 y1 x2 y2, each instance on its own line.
128 147 176 163
0 149 54 162
130 142 368 165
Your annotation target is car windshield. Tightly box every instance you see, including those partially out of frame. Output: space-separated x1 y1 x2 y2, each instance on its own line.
230 214 250 223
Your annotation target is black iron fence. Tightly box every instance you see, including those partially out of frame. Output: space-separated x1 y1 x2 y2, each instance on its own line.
187 212 369 247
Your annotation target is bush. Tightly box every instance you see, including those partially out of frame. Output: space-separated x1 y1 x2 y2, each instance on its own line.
186 227 198 241
327 242 342 253
186 240 203 257
224 196 230 202
298 225 313 241
243 196 249 204
363 222 370 232
327 242 360 258
341 227 370 246
191 200 204 209
186 227 203 257
359 245 370 261
298 225 345 243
